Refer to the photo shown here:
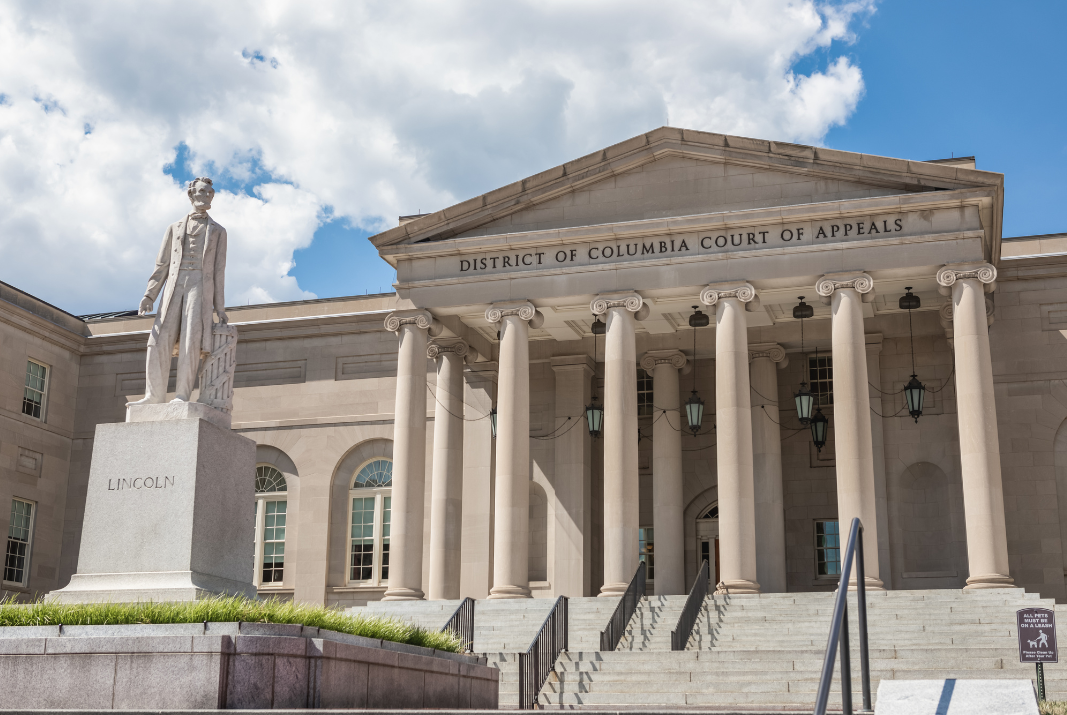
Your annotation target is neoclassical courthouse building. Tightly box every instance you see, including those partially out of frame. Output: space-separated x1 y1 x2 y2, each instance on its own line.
4 127 1067 607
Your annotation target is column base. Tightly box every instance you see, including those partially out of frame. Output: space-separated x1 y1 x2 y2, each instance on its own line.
382 587 425 601
714 579 761 595
965 574 1015 589
847 575 885 592
488 584 531 599
598 582 629 598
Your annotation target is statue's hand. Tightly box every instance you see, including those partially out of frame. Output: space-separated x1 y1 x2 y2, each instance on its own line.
217 309 229 324
138 296 154 316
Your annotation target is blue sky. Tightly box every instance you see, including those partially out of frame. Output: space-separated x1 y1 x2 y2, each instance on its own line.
1 0 1062 313
288 0 1067 301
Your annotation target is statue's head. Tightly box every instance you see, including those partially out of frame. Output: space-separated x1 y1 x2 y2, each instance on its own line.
187 177 215 213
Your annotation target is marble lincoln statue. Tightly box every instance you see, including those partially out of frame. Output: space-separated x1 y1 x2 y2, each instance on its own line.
130 177 229 406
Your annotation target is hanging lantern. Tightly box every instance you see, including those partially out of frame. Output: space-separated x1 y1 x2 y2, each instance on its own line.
685 390 705 435
810 406 829 452
900 286 925 423
591 317 606 335
793 296 815 425
793 297 814 320
689 308 710 328
795 382 814 425
904 374 925 423
585 396 604 438
489 407 498 439
683 306 709 435
898 287 921 311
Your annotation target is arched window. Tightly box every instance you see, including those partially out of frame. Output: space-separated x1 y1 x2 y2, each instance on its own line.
254 465 288 587
348 459 393 585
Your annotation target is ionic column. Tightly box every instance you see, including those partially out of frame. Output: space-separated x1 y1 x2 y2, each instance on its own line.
814 273 883 590
640 349 688 596
486 301 543 599
749 343 788 594
865 334 893 585
550 355 595 597
701 282 760 594
427 338 471 600
936 263 1013 589
593 292 647 597
383 310 438 601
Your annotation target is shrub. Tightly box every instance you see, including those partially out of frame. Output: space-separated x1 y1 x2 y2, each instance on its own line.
0 595 461 653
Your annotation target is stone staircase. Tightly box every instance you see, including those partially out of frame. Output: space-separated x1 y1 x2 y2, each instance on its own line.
616 594 688 651
538 588 1066 709
351 596 619 709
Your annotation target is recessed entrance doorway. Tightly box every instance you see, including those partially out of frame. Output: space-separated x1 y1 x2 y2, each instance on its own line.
696 504 720 585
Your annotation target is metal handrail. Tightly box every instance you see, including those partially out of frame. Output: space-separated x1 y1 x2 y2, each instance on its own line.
518 595 569 710
600 562 646 651
814 517 872 715
440 596 475 652
671 558 709 651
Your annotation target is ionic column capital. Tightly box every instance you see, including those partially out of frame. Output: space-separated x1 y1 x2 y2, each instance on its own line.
640 349 688 373
748 343 788 368
385 309 439 335
427 338 474 362
700 282 756 307
485 300 544 328
815 272 874 304
591 291 645 315
936 262 997 295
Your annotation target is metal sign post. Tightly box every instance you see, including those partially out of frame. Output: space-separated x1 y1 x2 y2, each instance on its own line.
1017 608 1058 702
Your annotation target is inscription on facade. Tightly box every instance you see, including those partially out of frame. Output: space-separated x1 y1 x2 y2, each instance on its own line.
108 476 175 490
457 214 911 275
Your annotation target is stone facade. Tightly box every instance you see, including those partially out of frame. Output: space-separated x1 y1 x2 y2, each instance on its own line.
3 128 1067 606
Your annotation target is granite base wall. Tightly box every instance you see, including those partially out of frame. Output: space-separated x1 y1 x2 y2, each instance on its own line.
0 623 497 710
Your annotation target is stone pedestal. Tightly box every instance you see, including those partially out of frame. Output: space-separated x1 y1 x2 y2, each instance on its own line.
49 416 257 603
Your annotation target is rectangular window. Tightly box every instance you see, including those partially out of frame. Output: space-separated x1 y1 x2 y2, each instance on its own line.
815 520 841 577
261 500 286 583
4 499 35 586
637 368 653 417
22 361 48 420
350 496 376 581
638 526 654 581
808 355 833 407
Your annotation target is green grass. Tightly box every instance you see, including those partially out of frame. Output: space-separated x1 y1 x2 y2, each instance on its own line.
1041 702 1067 715
0 595 462 653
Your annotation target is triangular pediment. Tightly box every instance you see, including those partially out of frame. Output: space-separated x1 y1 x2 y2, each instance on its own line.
370 127 1002 249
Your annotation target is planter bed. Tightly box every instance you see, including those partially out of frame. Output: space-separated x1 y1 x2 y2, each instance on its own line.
0 622 498 710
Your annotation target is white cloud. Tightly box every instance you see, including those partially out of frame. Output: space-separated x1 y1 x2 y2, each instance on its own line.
0 0 873 313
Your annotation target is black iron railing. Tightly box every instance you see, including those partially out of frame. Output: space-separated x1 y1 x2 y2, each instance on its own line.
519 595 568 710
600 562 646 651
814 517 872 715
441 596 475 652
671 558 709 651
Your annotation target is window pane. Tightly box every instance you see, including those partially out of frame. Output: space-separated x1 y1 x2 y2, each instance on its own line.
353 458 393 489
808 356 833 407
4 500 33 584
260 500 286 583
815 519 841 577
637 368 653 417
381 497 391 581
349 497 376 580
638 526 654 581
255 465 287 493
